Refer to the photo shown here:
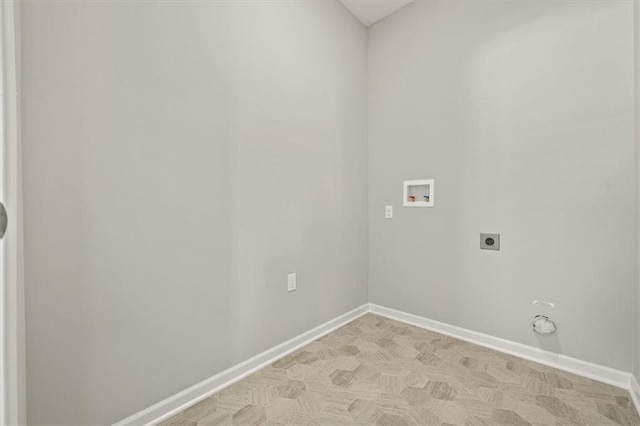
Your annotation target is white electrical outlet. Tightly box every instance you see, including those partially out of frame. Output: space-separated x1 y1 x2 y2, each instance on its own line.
385 205 393 219
287 273 297 292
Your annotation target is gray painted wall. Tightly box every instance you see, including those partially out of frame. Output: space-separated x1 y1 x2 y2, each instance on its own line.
368 0 635 371
20 0 639 423
20 2 367 424
635 0 640 380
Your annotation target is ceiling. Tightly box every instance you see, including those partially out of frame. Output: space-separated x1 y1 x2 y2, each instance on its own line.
339 0 414 26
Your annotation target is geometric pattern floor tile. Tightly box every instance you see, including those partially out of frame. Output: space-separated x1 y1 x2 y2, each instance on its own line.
160 314 639 425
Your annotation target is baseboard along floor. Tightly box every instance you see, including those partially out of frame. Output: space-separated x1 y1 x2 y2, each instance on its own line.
155 312 639 426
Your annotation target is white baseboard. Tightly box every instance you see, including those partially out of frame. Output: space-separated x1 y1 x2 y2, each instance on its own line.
630 375 640 415
113 304 369 426
369 303 633 390
115 302 638 425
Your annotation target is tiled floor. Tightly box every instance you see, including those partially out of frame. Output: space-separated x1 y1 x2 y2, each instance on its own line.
161 314 639 425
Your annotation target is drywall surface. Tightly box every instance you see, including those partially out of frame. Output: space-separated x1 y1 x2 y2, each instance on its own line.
21 2 367 424
368 0 635 371
635 0 640 379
